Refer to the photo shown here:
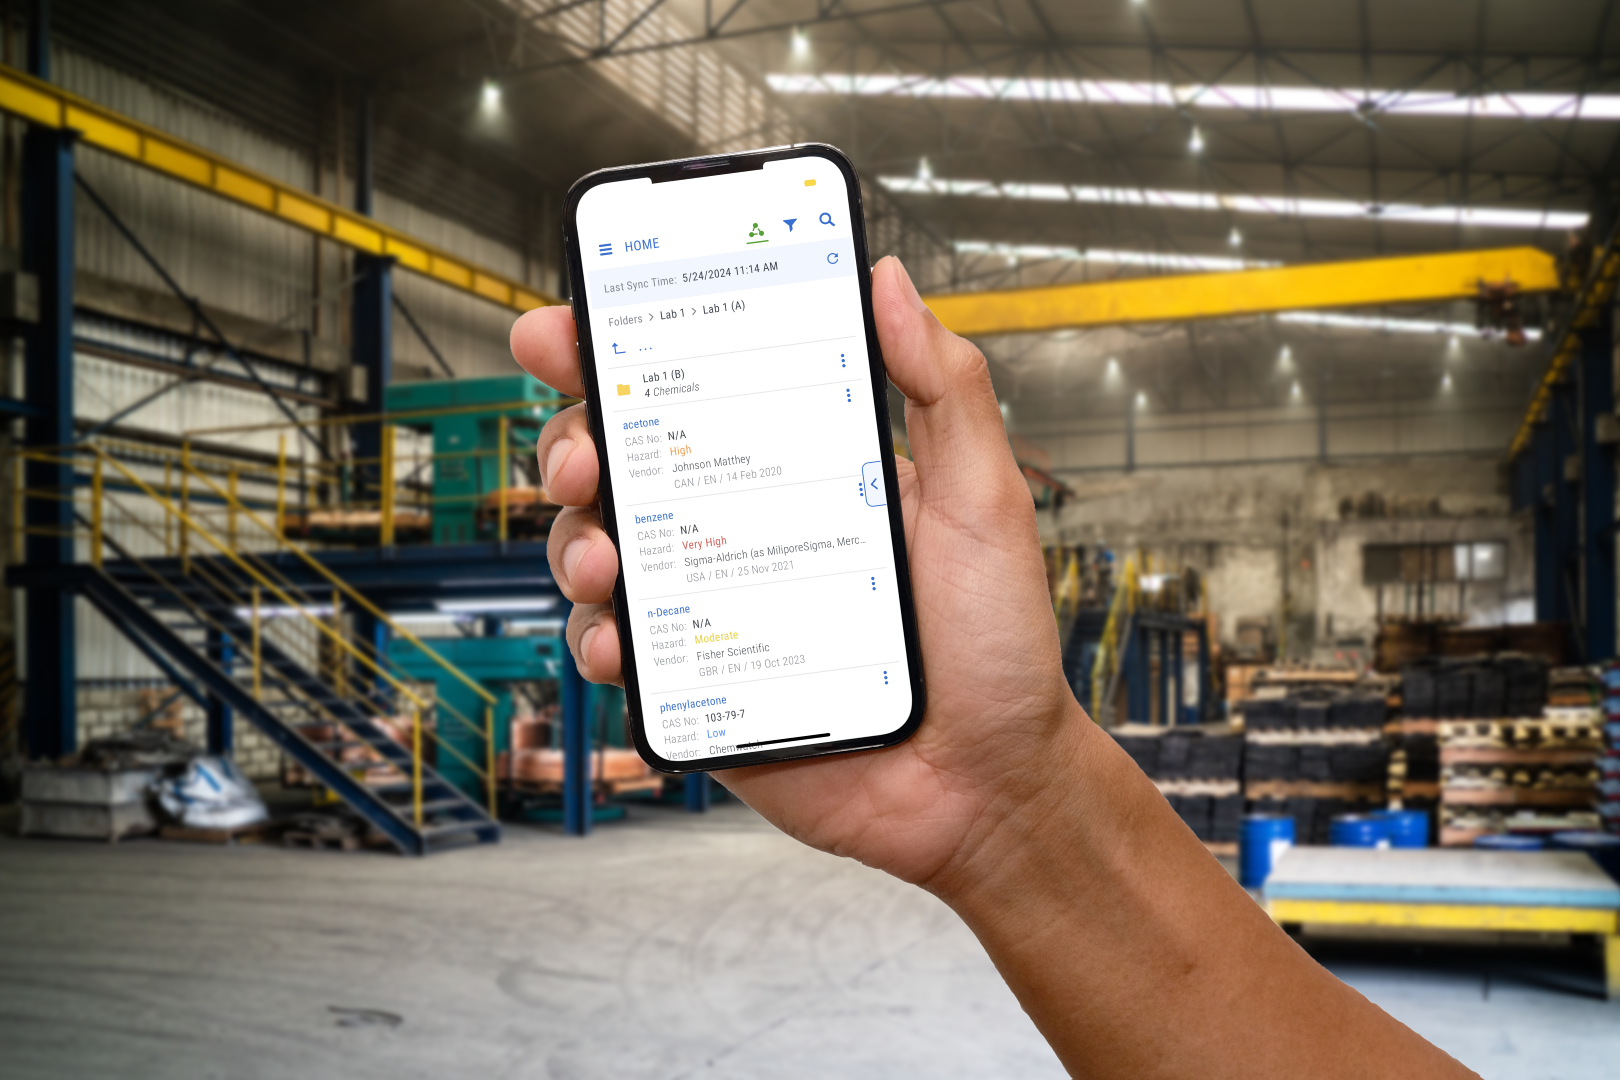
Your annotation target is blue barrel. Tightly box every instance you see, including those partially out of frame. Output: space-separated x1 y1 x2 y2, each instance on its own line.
1240 814 1295 888
1474 834 1545 851
1371 809 1430 848
1329 814 1388 848
1550 831 1620 882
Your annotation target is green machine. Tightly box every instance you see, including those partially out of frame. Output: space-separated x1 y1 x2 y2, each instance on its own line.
387 633 628 801
383 374 564 545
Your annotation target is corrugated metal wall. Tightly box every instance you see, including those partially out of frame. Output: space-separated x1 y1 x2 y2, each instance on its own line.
17 43 549 696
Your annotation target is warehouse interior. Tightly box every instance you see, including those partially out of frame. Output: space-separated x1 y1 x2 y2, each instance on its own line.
2 0 1619 1076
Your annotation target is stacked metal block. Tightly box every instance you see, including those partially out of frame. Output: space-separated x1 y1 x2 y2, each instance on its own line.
1603 662 1620 835
1111 727 1244 844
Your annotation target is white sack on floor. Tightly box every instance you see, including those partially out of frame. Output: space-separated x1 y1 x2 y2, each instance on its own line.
156 756 268 830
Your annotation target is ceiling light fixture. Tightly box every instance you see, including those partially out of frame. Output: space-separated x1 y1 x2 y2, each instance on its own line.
1228 227 1242 247
1278 344 1293 369
1105 357 1120 378
434 597 559 614
481 81 502 110
765 74 1620 123
1289 380 1302 400
882 176 1585 231
1188 126 1205 153
1441 372 1455 391
953 240 1278 272
917 156 933 181
1135 391 1147 409
791 28 809 57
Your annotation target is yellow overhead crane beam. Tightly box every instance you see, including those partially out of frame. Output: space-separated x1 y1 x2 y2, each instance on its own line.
921 246 1560 337
0 64 559 313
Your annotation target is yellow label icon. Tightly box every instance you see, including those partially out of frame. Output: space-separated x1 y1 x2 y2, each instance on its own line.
616 383 631 396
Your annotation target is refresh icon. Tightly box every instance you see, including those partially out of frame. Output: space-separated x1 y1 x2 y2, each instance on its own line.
826 251 839 265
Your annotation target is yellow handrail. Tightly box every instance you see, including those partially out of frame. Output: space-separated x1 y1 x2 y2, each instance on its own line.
184 463 496 705
97 450 434 713
1091 558 1140 723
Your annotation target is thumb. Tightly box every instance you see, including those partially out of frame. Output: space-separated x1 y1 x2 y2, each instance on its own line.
871 256 1025 511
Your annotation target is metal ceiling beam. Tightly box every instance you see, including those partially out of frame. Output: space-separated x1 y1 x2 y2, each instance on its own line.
922 246 1558 336
0 63 559 314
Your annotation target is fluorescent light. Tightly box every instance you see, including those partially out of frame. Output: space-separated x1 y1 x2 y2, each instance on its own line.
766 74 1620 122
1278 311 1541 340
953 240 1278 272
232 604 333 620
887 177 1586 231
508 618 566 633
389 612 460 625
434 597 559 614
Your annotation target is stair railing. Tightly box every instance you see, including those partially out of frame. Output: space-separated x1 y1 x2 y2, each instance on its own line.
1090 557 1140 724
91 446 497 821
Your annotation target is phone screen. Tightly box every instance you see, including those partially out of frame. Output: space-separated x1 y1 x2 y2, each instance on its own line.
568 148 921 771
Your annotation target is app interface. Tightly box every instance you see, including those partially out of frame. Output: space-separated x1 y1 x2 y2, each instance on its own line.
574 157 911 764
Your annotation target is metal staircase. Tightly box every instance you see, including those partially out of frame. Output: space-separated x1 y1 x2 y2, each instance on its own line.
17 442 503 855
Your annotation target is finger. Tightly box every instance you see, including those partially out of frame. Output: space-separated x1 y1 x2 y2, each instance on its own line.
535 403 599 506
510 305 586 398
870 257 1025 511
566 602 623 686
547 505 619 605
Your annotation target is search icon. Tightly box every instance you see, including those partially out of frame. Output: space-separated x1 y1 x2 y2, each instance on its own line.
819 212 836 227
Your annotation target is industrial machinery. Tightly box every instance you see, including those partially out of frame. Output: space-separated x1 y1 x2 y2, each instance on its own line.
383 373 562 545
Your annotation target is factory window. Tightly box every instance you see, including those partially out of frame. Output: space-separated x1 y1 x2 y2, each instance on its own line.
1361 542 1505 585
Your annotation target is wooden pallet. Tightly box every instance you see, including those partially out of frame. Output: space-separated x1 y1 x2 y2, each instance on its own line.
1245 781 1385 799
282 829 362 851
159 822 270 845
1440 787 1595 807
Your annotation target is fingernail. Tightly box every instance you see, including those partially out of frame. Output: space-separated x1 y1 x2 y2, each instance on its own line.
543 437 574 490
562 536 591 582
893 258 929 313
580 624 599 663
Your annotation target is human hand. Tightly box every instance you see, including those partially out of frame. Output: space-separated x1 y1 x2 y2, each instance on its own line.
509 255 1091 891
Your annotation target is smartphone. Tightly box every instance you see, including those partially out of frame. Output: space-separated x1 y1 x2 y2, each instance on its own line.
561 144 924 772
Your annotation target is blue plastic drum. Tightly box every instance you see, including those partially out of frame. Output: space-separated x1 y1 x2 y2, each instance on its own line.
1473 834 1545 851
1329 814 1388 848
1549 831 1620 882
1240 814 1296 888
1371 809 1430 849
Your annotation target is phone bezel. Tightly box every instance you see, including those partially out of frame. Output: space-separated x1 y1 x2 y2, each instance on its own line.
560 143 926 774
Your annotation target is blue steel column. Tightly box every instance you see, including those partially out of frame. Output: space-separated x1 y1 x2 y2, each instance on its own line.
1196 622 1211 723
1172 625 1185 725
21 113 76 760
1580 308 1616 660
1533 421 1558 621
205 627 234 755
1126 624 1147 722
1553 381 1580 648
684 771 711 812
559 601 591 835
349 90 393 510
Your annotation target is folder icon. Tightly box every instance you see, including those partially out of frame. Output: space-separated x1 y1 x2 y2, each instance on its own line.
616 383 631 396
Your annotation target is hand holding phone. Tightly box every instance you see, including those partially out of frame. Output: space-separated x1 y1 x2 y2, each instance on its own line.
513 254 1077 885
561 146 926 771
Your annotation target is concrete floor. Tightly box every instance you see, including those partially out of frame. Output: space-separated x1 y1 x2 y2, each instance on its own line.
0 802 1616 1080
